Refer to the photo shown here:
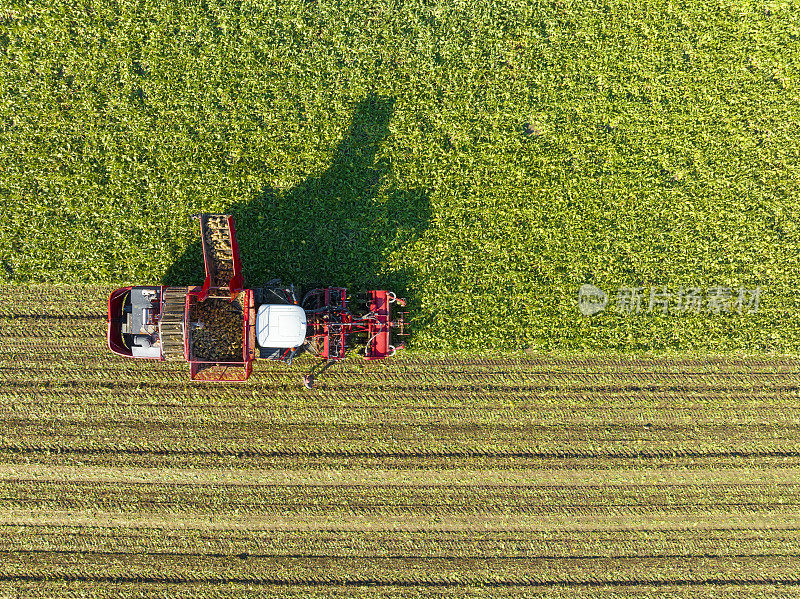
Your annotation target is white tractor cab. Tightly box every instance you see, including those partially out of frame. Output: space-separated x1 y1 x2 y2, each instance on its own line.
257 304 306 349
253 281 307 365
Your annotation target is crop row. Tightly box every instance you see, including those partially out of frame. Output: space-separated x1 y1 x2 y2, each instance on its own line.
1 480 798 515
4 525 800 559
0 285 107 316
0 552 796 586
0 581 791 599
6 450 800 474
0 399 798 425
1 419 799 453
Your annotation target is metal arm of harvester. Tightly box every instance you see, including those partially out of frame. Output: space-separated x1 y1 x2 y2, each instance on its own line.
192 213 243 302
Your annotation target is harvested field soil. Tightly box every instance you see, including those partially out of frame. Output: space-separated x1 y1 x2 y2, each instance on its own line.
1 285 799 597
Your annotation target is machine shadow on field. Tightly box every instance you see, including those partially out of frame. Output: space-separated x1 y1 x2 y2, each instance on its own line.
163 93 431 313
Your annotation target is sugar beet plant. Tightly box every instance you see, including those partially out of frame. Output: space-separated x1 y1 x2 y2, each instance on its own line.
1 0 799 355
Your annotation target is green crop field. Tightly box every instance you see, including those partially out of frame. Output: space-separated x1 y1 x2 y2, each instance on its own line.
2 0 799 354
2 0 800 595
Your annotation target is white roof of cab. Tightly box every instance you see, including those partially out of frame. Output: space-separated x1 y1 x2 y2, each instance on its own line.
256 304 307 349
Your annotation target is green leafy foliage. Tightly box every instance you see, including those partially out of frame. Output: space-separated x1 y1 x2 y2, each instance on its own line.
1 0 799 354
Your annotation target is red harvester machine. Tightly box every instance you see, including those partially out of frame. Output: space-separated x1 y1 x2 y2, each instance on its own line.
107 213 407 382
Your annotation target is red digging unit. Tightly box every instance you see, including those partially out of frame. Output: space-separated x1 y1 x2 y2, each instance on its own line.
106 213 408 382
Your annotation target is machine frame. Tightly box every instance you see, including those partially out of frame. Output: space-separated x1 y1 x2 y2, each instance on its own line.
106 213 407 382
